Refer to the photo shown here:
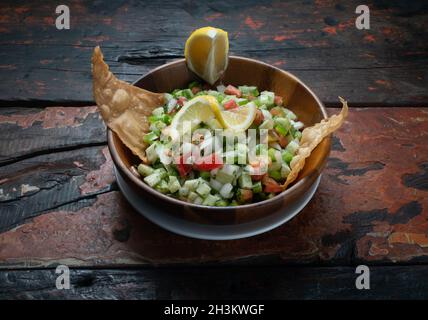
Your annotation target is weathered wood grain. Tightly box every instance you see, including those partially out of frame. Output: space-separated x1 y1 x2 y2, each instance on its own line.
0 107 426 267
0 145 116 233
0 106 106 165
1 265 428 299
0 0 427 106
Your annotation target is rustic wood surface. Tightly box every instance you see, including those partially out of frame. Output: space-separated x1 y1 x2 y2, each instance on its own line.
0 0 427 106
0 0 427 299
1 265 428 300
0 107 427 269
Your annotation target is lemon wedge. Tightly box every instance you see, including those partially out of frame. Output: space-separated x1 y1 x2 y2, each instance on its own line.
171 96 256 134
218 102 257 132
184 27 229 85
171 95 220 134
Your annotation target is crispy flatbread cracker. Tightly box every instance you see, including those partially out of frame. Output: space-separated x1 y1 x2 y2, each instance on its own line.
282 97 348 189
92 46 165 161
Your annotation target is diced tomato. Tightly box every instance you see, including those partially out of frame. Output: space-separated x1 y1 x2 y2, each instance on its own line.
193 153 223 171
238 189 253 203
224 85 242 98
253 109 264 126
262 176 283 193
224 99 239 110
177 96 187 106
249 160 266 181
176 155 192 177
274 95 283 106
270 108 282 117
251 174 265 181
278 134 288 148
191 86 201 95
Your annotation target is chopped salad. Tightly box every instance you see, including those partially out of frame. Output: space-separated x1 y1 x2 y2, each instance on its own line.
134 82 305 206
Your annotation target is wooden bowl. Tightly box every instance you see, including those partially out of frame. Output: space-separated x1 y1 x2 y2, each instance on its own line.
108 56 330 226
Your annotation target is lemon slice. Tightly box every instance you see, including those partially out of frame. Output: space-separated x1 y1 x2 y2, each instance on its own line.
218 102 257 132
171 95 220 134
184 27 229 85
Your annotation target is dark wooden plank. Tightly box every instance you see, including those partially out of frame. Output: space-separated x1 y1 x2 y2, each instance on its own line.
1 265 428 299
0 0 427 106
0 106 106 165
0 107 426 267
0 145 116 234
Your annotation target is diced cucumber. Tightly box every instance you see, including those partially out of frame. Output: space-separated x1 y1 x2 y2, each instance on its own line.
168 176 181 193
152 107 165 116
281 163 291 178
261 109 272 120
144 173 161 187
216 85 226 93
166 98 177 113
164 164 178 176
187 191 199 202
238 86 259 97
155 180 169 194
252 181 263 193
237 98 249 106
286 140 299 155
222 164 240 176
143 132 158 145
256 144 268 156
202 194 220 206
282 150 293 164
219 183 234 199
284 108 297 120
154 168 168 179
259 91 275 107
292 120 304 130
238 172 253 189
145 142 159 163
209 178 223 191
215 170 234 184
259 119 274 130
210 168 220 177
164 93 173 102
137 164 154 177
183 179 200 191
196 182 211 197
215 199 229 207
269 170 282 181
199 171 211 180
178 186 189 197
269 161 282 171
274 117 291 132
274 124 288 136
193 195 203 205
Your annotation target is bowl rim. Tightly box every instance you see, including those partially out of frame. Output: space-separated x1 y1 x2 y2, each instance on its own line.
107 55 329 210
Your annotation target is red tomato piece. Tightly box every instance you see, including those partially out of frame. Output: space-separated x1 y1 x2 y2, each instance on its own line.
274 95 283 106
191 86 201 95
224 85 242 98
176 155 192 177
177 96 187 106
193 153 223 171
262 176 283 193
253 109 264 126
224 99 239 110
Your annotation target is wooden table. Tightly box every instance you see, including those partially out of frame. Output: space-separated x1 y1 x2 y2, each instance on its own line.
0 0 427 299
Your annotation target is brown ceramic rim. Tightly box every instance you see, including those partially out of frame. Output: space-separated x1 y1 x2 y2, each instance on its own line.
107 56 330 210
